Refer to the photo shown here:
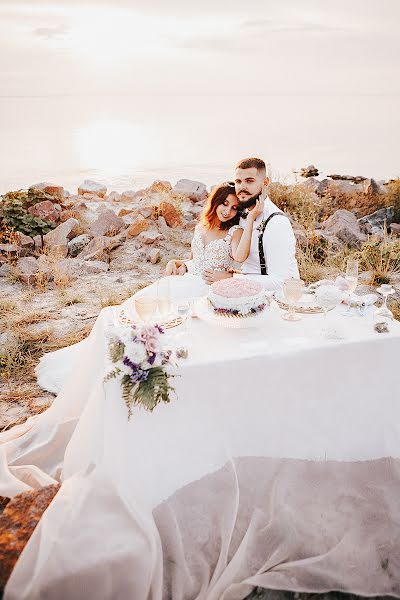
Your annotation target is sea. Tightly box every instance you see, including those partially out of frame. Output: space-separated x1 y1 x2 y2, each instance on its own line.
0 94 399 195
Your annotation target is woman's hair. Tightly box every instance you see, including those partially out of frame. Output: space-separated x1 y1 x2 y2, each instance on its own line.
200 182 240 230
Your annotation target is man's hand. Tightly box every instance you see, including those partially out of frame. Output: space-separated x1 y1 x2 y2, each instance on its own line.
203 270 233 284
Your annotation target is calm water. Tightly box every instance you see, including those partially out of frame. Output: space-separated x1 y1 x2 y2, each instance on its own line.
0 95 399 195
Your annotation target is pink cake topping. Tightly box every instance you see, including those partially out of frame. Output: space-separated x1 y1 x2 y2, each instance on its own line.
211 279 263 298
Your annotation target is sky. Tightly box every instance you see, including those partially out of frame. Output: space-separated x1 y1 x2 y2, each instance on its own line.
0 0 399 97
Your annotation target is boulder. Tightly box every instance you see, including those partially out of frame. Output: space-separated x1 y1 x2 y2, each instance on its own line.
36 255 53 279
173 179 207 202
127 215 149 238
68 234 91 257
77 180 107 198
43 218 80 258
106 191 121 202
28 200 59 222
109 241 147 272
321 209 367 248
358 207 394 234
327 174 367 184
159 201 183 228
300 165 319 178
138 230 163 245
0 484 60 592
298 177 321 193
147 248 161 264
148 180 172 193
89 209 124 237
0 244 19 256
157 216 169 233
121 190 137 202
33 235 43 251
0 263 13 277
29 182 64 200
16 233 34 250
118 208 135 218
77 235 122 261
56 258 109 279
390 223 400 236
15 257 38 284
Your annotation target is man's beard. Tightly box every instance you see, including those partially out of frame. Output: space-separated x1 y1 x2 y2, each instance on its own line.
237 191 261 210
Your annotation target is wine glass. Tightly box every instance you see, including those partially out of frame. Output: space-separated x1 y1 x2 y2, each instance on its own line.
342 259 359 316
156 277 172 322
134 297 157 323
282 279 305 321
315 285 344 338
374 284 395 324
177 301 191 331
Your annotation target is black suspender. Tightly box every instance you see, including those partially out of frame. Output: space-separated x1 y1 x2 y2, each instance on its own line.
258 212 287 275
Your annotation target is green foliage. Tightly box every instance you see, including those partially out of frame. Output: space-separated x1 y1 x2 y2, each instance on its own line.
0 189 57 238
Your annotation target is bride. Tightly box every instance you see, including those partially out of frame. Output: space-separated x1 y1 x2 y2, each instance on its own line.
36 181 263 394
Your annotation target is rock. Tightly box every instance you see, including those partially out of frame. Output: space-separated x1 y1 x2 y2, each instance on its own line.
138 206 153 219
147 248 161 264
321 209 367 248
68 234 91 257
28 200 59 222
33 235 43 251
43 218 80 258
327 174 367 184
109 242 148 272
157 216 169 233
0 244 19 256
106 191 121 202
0 263 13 277
121 190 137 202
77 235 122 261
314 230 343 250
173 179 207 202
118 208 135 218
290 221 307 246
390 223 400 236
358 207 394 234
148 180 172 193
159 201 183 228
36 255 53 279
16 232 34 250
56 258 109 279
0 484 60 592
138 230 163 245
77 180 107 198
15 257 38 284
127 215 149 238
89 209 125 237
29 182 64 200
300 165 319 178
298 177 321 193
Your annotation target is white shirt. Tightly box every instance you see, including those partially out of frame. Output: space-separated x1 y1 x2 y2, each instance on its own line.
235 197 299 291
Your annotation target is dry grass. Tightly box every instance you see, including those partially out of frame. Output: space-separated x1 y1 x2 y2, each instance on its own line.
269 183 320 230
357 235 400 285
389 299 400 321
0 299 17 319
98 282 149 308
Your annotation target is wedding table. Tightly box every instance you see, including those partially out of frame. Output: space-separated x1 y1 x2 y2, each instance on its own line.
2 292 400 600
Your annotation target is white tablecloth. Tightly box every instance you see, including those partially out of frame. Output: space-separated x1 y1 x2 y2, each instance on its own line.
2 287 400 599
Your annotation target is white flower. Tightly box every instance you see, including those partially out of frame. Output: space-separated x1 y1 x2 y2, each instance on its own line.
124 340 147 365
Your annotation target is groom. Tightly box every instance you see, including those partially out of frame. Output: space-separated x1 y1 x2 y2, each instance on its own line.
226 156 299 290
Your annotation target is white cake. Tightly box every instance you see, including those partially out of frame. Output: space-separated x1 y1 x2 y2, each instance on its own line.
208 278 266 316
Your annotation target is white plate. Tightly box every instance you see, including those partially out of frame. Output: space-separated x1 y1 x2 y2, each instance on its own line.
274 290 320 309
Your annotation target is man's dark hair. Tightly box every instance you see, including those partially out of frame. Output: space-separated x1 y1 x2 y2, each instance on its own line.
235 157 266 176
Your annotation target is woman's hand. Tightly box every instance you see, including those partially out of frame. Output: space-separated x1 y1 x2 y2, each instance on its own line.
203 270 233 284
165 260 187 276
248 196 264 221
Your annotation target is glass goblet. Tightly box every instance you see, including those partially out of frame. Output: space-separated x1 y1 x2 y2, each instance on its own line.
315 285 343 338
282 279 305 321
374 284 395 324
134 297 157 323
156 277 172 322
177 301 191 331
342 258 359 316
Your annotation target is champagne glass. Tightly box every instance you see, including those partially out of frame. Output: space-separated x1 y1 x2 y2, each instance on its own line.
342 259 358 316
156 277 172 321
282 279 305 321
134 297 157 323
177 301 191 331
374 284 395 324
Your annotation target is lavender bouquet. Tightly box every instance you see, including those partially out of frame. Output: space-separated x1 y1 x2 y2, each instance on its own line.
104 323 175 419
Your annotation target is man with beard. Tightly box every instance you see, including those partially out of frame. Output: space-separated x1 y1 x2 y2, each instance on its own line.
233 157 299 290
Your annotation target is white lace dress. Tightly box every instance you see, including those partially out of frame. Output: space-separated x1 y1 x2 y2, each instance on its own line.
35 224 242 394
185 224 241 276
